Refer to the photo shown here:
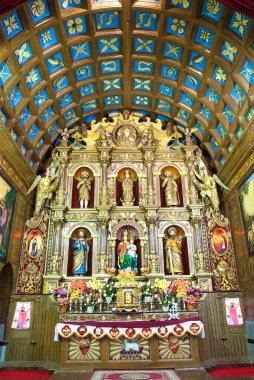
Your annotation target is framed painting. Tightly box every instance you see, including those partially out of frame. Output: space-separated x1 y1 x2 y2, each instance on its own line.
0 173 16 262
239 172 254 256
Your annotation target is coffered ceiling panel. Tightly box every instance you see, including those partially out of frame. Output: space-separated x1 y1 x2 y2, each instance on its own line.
0 0 253 173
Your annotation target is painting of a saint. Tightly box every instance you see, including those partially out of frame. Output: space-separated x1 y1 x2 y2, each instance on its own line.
239 173 254 256
0 174 16 262
212 229 228 255
11 302 32 329
27 231 43 258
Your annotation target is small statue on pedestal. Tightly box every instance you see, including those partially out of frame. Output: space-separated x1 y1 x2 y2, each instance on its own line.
77 170 91 208
162 171 180 207
121 169 135 206
165 227 183 275
72 230 89 276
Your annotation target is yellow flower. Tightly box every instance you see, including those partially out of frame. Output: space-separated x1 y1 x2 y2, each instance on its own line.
172 0 189 8
232 12 248 35
200 29 210 43
154 279 168 290
171 19 186 34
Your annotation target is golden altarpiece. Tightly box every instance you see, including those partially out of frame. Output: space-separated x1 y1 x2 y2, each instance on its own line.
12 111 248 369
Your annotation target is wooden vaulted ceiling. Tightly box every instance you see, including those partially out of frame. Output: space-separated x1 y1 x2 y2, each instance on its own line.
0 0 253 174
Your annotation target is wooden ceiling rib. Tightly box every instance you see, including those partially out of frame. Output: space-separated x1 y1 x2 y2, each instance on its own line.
0 0 253 175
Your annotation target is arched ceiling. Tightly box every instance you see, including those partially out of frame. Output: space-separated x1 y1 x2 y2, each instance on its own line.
0 0 253 173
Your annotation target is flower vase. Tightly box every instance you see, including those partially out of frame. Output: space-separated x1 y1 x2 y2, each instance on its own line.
194 294 201 301
106 296 112 304
144 296 150 303
87 305 94 313
59 304 67 313
186 302 195 311
162 305 169 312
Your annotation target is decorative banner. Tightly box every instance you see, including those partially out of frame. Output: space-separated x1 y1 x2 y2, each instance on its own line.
54 318 204 341
16 212 49 294
225 298 243 326
206 209 238 290
0 174 16 263
11 302 32 329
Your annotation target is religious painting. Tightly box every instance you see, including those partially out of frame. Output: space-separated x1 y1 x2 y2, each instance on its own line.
26 230 43 258
0 174 16 262
212 228 228 255
11 302 32 329
225 298 243 326
239 172 254 256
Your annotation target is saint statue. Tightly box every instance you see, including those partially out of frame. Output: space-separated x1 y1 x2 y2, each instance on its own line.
77 170 91 208
121 169 135 206
165 227 183 275
117 231 138 273
162 171 180 206
26 166 60 217
72 230 89 276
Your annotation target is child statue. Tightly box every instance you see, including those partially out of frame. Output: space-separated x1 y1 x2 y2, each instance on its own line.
127 238 138 274
77 170 91 208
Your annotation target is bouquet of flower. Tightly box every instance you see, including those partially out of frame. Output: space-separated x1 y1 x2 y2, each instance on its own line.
154 278 169 291
117 268 138 287
184 295 195 305
142 281 154 300
102 278 116 299
157 289 171 307
191 284 204 300
172 279 188 300
83 284 100 306
51 287 68 304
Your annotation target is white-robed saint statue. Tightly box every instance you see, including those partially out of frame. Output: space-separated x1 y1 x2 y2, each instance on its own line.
72 230 89 276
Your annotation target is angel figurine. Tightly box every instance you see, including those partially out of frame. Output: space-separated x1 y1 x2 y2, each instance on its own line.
176 125 198 144
57 126 77 146
26 165 61 217
193 165 229 213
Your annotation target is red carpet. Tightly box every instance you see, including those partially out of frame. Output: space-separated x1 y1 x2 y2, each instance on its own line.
90 370 180 380
0 369 52 380
209 366 254 377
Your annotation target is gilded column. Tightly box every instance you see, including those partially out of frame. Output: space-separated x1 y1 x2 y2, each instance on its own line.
192 216 205 273
146 211 159 274
97 219 108 275
50 221 63 275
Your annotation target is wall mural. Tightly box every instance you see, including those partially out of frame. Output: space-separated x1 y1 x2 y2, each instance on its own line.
239 172 254 256
0 174 16 262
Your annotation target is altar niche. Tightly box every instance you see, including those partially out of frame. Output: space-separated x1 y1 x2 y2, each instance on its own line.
116 168 139 207
160 166 183 208
115 226 141 274
67 227 93 276
71 167 95 209
163 226 189 276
